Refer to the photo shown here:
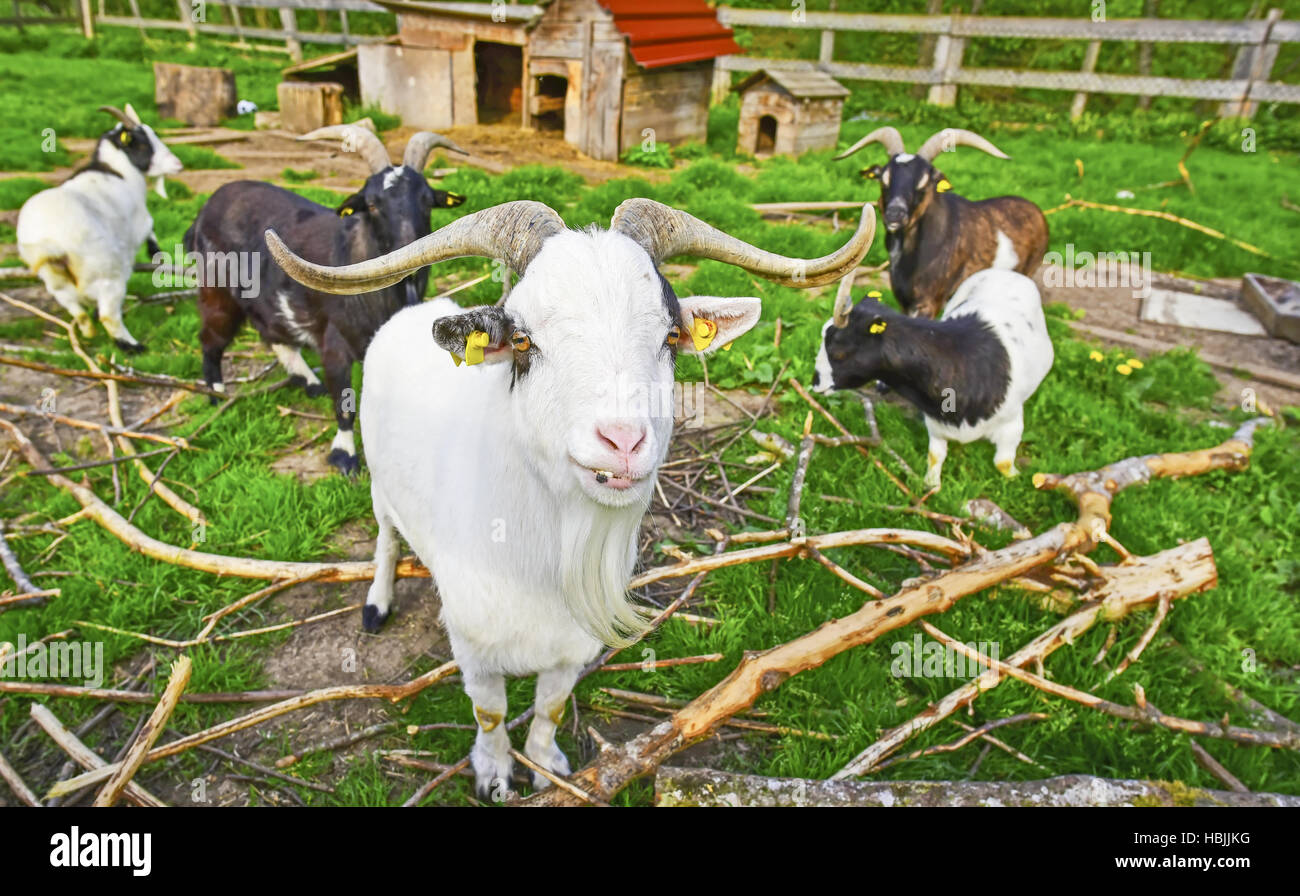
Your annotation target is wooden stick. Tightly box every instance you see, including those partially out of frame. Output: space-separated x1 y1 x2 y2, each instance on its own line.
46 661 459 798
0 681 303 703
0 402 190 448
197 745 335 794
1105 591 1172 681
508 748 609 806
29 704 166 807
789 377 911 498
1042 197 1278 261
868 713 1048 772
0 519 43 608
1190 740 1248 793
24 445 176 475
599 653 724 672
94 655 192 806
0 748 41 806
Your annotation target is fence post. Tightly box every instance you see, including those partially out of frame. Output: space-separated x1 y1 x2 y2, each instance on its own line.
1221 7 1282 118
280 7 303 63
819 0 836 68
1069 40 1102 121
176 0 197 41
79 0 94 38
926 15 962 106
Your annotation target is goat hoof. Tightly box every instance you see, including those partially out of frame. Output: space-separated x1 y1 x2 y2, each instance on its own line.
304 382 327 399
361 603 388 633
115 339 145 355
327 449 360 477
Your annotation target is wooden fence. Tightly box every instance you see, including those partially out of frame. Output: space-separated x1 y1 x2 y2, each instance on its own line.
715 6 1300 118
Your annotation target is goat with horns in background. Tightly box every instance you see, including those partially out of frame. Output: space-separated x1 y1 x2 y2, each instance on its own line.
186 124 466 474
836 126 1048 319
266 197 878 798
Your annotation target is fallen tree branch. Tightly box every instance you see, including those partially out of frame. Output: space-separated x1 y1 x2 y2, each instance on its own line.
93 655 192 806
29 703 166 807
836 540 1216 777
0 748 41 806
0 401 190 448
522 421 1265 805
0 519 45 609
653 768 1300 807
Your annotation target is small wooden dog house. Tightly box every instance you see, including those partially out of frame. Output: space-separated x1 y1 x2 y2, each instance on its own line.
361 0 742 162
735 69 849 157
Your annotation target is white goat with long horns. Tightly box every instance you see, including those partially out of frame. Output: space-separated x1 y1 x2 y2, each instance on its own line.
266 199 877 798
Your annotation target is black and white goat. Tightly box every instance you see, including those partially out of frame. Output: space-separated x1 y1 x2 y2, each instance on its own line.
266 198 877 796
836 126 1048 319
16 104 183 351
186 124 466 474
813 268 1053 491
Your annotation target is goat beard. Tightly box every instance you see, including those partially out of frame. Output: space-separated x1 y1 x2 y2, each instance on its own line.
558 492 654 648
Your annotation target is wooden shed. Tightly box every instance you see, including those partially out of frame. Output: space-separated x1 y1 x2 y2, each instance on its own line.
360 0 742 162
735 69 849 158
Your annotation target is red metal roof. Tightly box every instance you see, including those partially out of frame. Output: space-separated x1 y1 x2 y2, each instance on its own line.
597 0 743 69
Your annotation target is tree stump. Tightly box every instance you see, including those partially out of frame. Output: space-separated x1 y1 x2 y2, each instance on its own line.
277 82 346 134
153 63 237 127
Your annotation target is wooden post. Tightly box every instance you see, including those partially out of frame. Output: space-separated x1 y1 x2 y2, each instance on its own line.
1137 0 1158 109
340 9 350 44
280 7 303 63
175 0 196 41
230 3 246 48
78 0 94 39
819 0 835 67
710 64 731 107
1070 40 1102 121
520 44 533 129
1221 7 1282 118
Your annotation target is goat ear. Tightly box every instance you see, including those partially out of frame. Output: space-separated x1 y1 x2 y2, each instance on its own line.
437 191 466 208
935 172 952 193
432 308 516 367
867 315 888 335
337 194 363 217
676 296 761 355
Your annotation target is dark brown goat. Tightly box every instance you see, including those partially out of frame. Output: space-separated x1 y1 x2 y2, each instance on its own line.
836 126 1048 318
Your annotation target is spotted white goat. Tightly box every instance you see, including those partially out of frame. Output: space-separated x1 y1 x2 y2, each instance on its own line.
17 105 182 351
267 199 877 797
813 268 1053 491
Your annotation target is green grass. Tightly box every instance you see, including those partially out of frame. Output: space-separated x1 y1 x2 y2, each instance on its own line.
0 22 1298 806
281 168 320 183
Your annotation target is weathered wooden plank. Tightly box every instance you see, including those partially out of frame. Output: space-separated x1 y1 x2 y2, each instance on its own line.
716 8 1295 44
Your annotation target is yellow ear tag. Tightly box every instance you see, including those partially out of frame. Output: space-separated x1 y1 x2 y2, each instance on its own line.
120 130 130 145
690 317 718 351
867 290 882 299
463 330 491 366
869 321 887 335
936 179 952 193
449 352 463 367
340 207 354 216
722 341 733 351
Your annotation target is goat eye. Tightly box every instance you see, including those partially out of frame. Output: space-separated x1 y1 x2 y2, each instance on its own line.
511 331 531 352
665 325 681 347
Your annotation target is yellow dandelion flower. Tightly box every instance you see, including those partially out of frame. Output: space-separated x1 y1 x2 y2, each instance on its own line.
1127 358 1143 369
1089 350 1104 362
1116 363 1132 375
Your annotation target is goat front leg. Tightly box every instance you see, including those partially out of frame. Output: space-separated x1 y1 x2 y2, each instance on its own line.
524 664 582 789
320 328 359 476
271 344 326 398
991 412 1025 479
460 658 513 802
923 425 949 492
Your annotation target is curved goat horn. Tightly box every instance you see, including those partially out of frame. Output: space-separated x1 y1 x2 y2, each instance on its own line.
833 126 906 161
266 200 566 295
610 199 877 288
916 128 1010 162
832 274 855 328
402 132 469 171
98 105 135 129
298 124 393 174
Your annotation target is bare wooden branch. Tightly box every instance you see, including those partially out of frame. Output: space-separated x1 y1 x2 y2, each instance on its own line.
94 655 192 806
0 749 41 806
29 704 166 807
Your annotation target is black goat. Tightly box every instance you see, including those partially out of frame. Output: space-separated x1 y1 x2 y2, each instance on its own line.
186 125 466 474
836 126 1048 319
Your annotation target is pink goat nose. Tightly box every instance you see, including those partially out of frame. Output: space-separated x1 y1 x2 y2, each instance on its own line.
596 422 647 459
